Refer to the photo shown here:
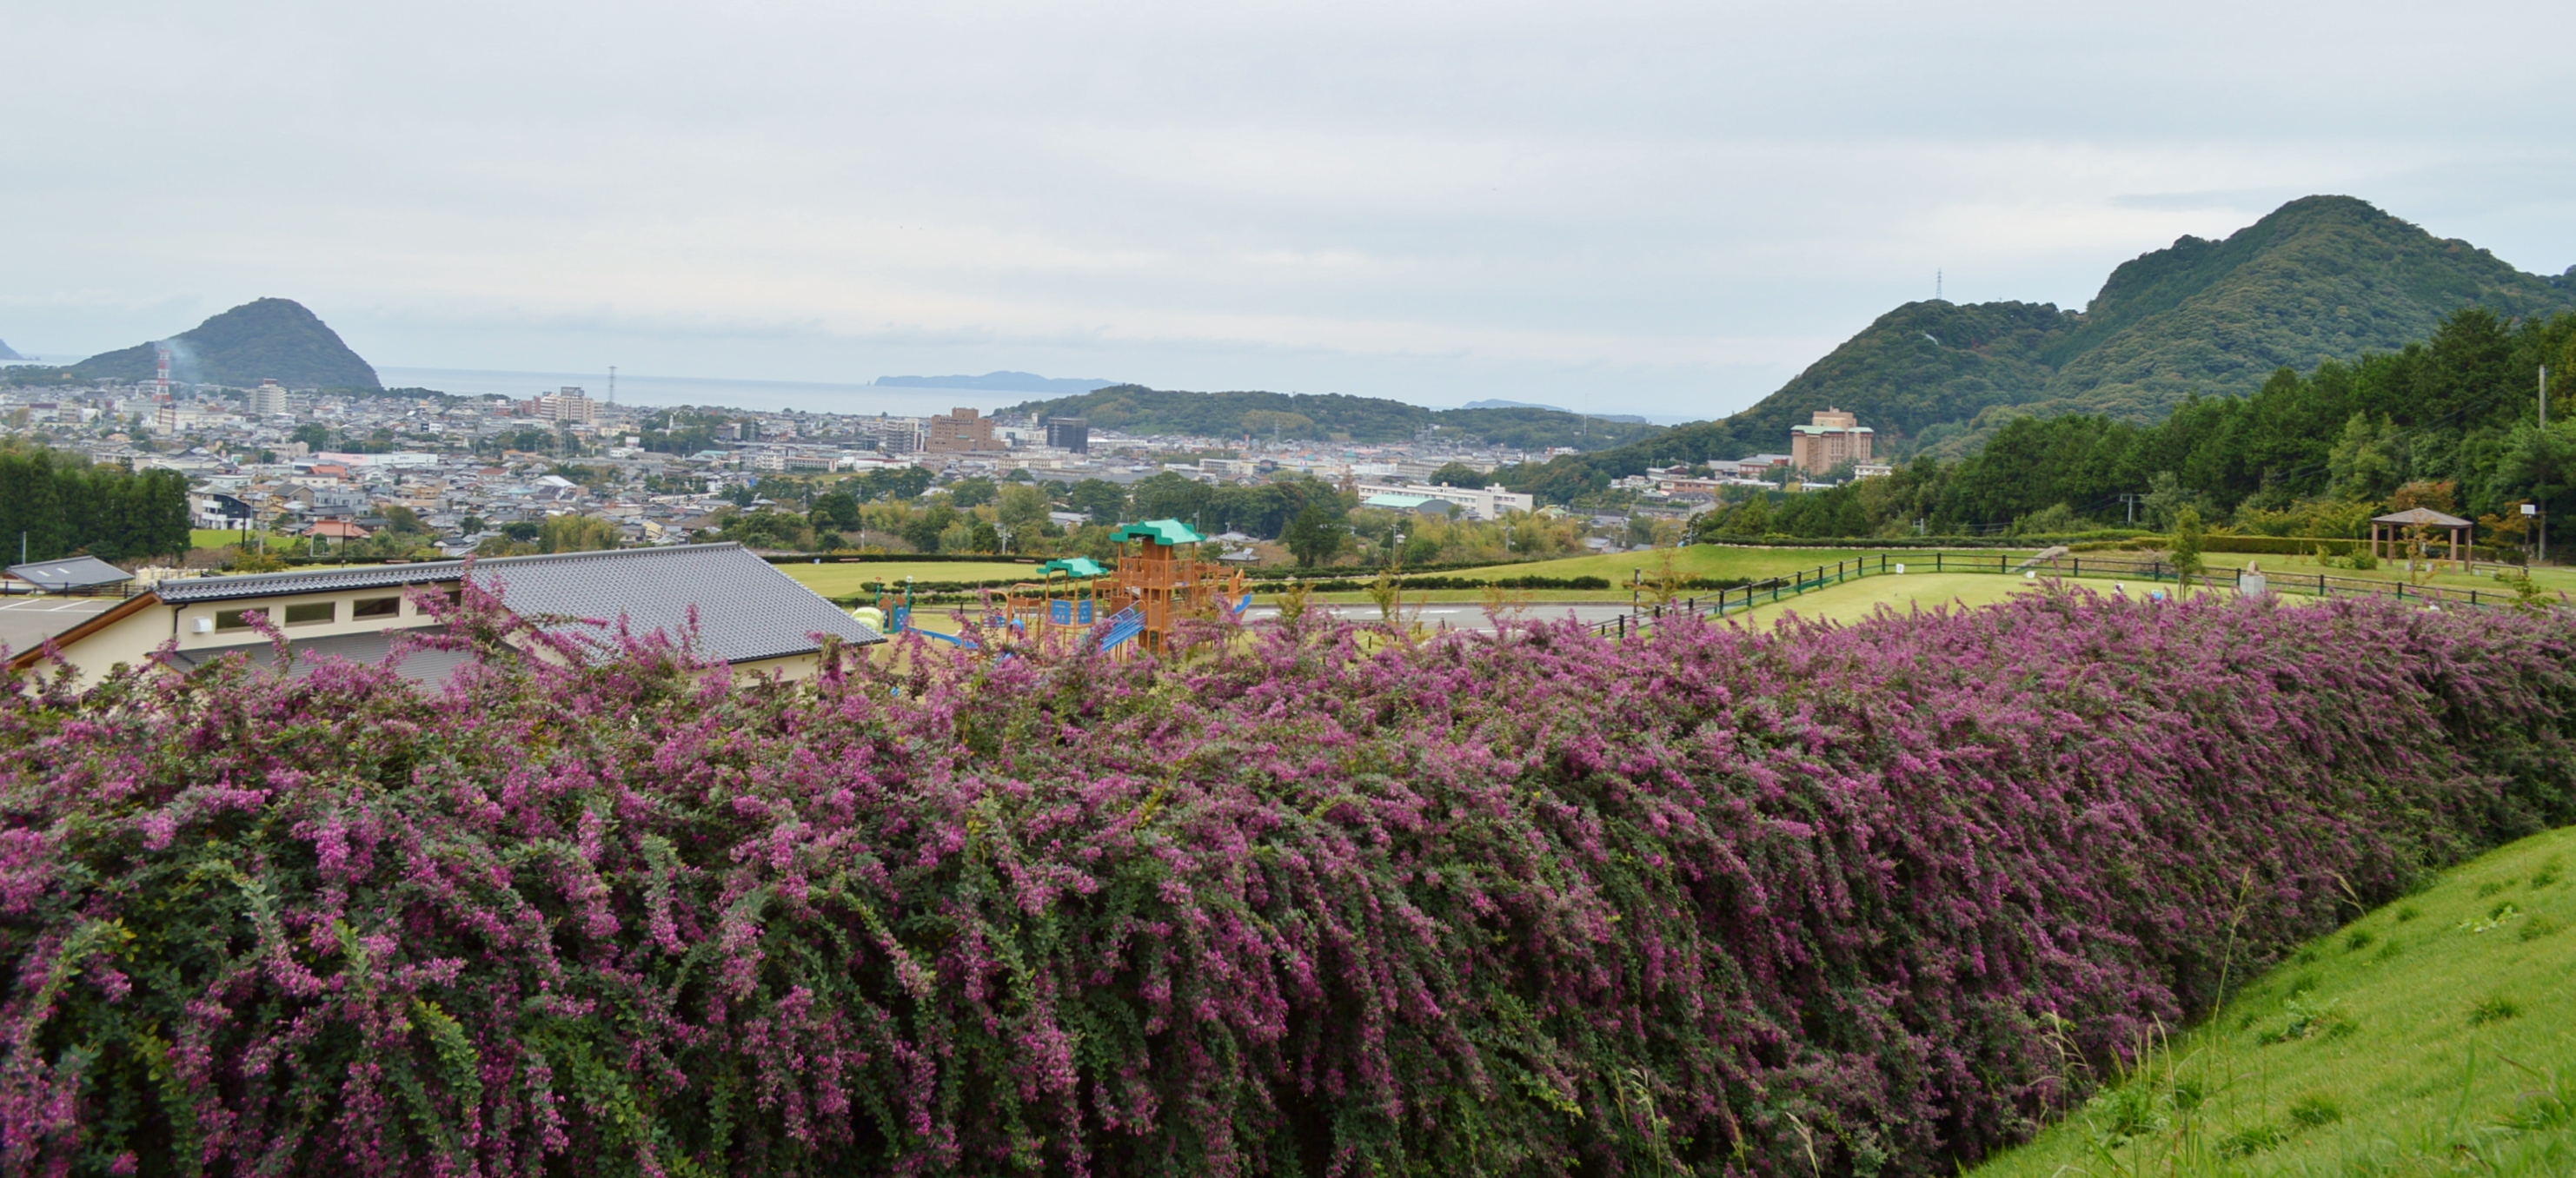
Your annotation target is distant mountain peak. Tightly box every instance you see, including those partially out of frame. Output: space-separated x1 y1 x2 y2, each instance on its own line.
69 298 379 389
0 339 22 362
1500 193 2576 486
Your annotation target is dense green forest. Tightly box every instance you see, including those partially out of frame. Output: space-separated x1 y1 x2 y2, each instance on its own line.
56 298 382 389
1006 384 1665 450
0 443 192 563
1689 308 2576 542
1504 196 2576 502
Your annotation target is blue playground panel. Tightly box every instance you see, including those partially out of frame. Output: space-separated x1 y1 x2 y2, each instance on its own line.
1050 599 1097 625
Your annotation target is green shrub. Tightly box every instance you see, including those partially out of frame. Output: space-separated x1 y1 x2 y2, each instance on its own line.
2287 1093 2344 1128
2221 1123 2287 1156
2469 996 2522 1026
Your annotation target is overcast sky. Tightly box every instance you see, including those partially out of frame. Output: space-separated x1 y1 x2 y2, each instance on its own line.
6 1 2573 418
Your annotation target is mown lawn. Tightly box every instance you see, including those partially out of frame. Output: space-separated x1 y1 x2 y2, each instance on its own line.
1711 570 2052 625
189 528 269 550
1416 545 1962 586
2206 548 2576 597
1970 825 2576 1176
780 560 1049 598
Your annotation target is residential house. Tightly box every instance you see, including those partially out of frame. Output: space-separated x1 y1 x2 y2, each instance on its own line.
12 543 886 686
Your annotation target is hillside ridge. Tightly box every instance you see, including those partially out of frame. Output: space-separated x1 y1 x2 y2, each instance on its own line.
1005 382 1666 451
1499 195 2576 500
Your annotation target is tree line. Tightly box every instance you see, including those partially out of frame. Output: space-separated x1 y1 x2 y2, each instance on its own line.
1688 308 2576 542
0 443 192 563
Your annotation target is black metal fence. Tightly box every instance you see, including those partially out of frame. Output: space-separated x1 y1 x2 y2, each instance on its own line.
1586 551 2547 639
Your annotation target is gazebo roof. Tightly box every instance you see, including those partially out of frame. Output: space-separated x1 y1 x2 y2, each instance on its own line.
1037 557 1109 579
2373 506 2473 528
1111 519 1205 546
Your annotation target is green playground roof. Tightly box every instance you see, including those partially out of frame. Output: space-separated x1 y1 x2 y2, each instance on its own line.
1112 519 1205 546
1038 557 1109 578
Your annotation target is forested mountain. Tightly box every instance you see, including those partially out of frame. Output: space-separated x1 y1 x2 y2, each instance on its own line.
0 340 22 361
1689 308 2576 541
1006 384 1665 451
67 298 381 390
1504 196 2576 503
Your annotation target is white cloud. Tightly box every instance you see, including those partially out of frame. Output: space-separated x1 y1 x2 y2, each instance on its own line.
3 1 2571 415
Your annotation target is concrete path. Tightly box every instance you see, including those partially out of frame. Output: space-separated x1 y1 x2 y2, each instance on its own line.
1238 600 1637 633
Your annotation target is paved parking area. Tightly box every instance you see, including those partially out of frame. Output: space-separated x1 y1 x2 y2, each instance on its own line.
0 596 123 658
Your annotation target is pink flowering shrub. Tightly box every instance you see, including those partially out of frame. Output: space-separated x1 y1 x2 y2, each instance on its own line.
2 588 2573 1176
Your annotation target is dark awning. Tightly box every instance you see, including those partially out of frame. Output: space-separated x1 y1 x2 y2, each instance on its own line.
6 556 133 592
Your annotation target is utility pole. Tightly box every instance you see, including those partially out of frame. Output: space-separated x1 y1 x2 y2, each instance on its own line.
2119 493 2143 526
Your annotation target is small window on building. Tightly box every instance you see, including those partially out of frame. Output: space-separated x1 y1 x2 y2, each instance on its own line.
352 596 401 619
213 608 265 631
282 601 335 626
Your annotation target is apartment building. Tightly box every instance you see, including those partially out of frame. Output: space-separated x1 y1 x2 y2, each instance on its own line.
925 407 998 453
1046 416 1091 453
541 387 601 427
1789 408 1874 473
248 380 291 416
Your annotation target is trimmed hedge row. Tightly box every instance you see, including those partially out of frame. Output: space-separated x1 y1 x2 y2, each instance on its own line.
2071 534 2521 562
3 592 2573 1175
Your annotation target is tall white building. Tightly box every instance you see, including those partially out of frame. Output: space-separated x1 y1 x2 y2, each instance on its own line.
541 387 601 426
248 380 290 417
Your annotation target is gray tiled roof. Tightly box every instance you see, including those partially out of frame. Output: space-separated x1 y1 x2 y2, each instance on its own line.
157 544 882 662
156 561 470 603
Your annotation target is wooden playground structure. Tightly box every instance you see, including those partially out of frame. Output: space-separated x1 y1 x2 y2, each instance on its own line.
857 519 1250 656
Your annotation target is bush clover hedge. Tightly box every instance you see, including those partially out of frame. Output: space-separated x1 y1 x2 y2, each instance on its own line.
2 587 2573 1175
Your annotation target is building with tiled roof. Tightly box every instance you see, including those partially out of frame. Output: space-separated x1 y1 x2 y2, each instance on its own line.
12 543 881 686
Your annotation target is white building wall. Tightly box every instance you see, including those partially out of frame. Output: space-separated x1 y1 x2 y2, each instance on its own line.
1353 481 1535 520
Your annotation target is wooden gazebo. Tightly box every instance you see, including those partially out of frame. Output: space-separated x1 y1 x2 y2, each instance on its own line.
2371 506 2473 567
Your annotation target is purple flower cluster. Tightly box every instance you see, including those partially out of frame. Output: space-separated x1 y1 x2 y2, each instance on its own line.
2 589 2572 1175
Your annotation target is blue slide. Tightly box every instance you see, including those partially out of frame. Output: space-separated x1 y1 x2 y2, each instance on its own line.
906 625 978 649
1097 606 1145 652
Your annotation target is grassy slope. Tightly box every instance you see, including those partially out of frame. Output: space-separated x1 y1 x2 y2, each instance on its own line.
190 528 258 550
781 561 1047 597
1424 546 1908 585
2207 551 2576 597
1714 571 2047 625
1972 826 2576 1176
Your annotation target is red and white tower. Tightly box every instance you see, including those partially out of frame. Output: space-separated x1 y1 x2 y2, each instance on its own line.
154 344 173 401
